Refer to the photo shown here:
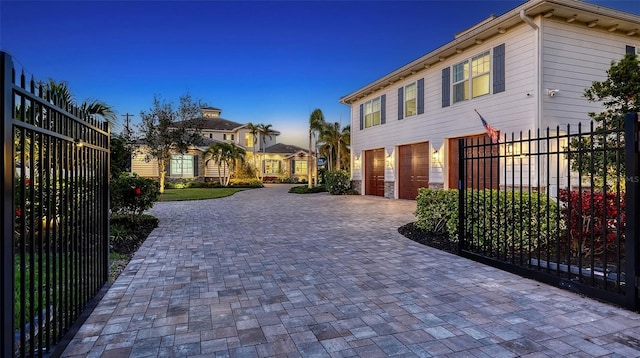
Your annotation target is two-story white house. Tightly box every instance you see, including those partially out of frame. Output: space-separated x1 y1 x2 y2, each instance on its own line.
131 107 315 182
340 0 639 200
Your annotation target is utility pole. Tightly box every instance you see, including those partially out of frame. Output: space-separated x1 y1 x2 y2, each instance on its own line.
121 113 133 137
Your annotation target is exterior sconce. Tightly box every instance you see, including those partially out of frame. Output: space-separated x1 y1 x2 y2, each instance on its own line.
354 156 361 170
385 154 394 169
432 150 440 162
506 144 513 155
74 138 84 148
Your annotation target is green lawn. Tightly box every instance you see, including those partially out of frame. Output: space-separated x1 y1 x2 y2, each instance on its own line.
159 188 246 201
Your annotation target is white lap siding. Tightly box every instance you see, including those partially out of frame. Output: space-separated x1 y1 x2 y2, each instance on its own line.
541 18 639 130
351 22 538 194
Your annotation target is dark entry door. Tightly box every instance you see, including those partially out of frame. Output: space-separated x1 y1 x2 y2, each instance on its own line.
365 148 385 196
398 142 429 200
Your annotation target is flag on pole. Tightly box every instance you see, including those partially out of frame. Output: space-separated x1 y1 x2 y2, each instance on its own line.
474 109 500 143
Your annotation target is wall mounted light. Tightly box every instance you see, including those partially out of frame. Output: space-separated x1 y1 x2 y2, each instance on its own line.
506 143 513 155
385 154 394 169
74 138 84 148
354 156 361 170
432 150 440 162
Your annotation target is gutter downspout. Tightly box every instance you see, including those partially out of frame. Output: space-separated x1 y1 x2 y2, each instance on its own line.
520 9 542 188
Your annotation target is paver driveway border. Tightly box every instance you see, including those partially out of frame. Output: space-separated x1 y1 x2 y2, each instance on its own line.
63 184 640 357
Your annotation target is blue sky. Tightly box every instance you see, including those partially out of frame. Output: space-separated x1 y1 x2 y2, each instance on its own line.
1 0 638 148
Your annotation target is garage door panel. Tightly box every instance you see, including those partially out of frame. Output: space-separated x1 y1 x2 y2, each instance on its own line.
448 134 498 190
365 148 385 196
399 142 429 200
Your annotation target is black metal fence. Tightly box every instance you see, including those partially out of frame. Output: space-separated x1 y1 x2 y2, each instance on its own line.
1 52 111 357
458 113 639 311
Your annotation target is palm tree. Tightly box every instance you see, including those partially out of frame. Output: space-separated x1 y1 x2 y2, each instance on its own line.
338 125 351 170
80 98 117 125
308 109 325 188
45 79 117 125
203 143 225 185
203 142 246 186
319 122 351 171
245 122 260 178
258 123 276 180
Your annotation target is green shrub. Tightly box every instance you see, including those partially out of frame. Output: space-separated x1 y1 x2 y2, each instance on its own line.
324 170 350 195
186 181 207 188
414 188 561 254
110 173 160 220
414 188 459 240
464 189 560 254
229 178 264 188
289 185 327 194
164 182 176 189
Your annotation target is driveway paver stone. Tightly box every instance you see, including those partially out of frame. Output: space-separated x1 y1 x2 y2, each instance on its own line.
63 184 640 357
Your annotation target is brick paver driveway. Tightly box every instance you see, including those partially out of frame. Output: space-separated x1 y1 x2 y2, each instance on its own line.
64 184 640 357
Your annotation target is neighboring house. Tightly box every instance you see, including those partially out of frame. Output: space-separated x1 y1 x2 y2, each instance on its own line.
131 107 311 182
339 0 639 199
259 143 314 182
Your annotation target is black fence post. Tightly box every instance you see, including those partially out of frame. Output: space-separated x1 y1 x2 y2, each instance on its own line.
625 112 639 311
458 138 465 253
1 51 15 358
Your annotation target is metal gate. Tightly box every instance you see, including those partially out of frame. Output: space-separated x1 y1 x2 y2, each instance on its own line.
458 113 639 311
1 52 111 357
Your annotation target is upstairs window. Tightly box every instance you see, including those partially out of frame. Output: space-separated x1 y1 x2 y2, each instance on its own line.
453 50 491 103
245 133 254 147
453 60 469 103
471 52 491 98
364 97 381 128
404 83 417 117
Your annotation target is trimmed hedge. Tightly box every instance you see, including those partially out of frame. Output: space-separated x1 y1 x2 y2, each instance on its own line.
464 189 560 254
289 185 327 194
414 188 459 240
414 188 560 254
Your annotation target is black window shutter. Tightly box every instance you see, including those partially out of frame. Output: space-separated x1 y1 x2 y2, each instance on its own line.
359 104 364 130
381 95 386 124
442 68 450 108
627 45 636 55
493 43 506 94
398 88 404 120
291 160 295 174
193 155 199 177
417 78 425 114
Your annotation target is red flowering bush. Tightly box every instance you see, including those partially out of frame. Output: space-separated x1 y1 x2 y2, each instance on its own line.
558 189 626 262
110 173 160 220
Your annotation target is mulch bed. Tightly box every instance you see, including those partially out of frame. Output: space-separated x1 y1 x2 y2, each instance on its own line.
398 222 458 254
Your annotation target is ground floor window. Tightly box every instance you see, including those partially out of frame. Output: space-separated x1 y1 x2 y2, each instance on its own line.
170 154 195 177
264 159 281 174
293 160 307 174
